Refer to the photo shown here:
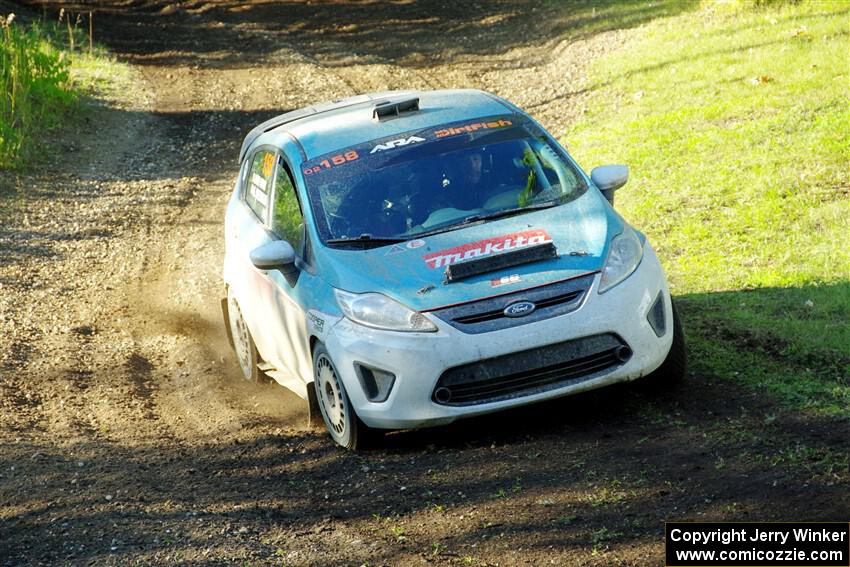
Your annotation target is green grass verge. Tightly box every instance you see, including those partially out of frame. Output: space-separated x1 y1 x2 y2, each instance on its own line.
565 1 849 415
1 13 130 169
543 0 698 41
1 18 74 168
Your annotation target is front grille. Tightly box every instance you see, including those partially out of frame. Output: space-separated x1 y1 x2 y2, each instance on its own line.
453 289 584 325
432 333 631 406
428 272 595 334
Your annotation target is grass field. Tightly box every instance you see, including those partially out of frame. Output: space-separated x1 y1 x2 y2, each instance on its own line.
566 0 849 415
0 11 129 169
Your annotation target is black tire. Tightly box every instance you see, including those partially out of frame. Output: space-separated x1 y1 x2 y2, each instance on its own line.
312 343 374 450
226 288 261 383
643 298 687 388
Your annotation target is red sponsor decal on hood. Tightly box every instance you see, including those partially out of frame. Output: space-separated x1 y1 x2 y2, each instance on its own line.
423 229 552 269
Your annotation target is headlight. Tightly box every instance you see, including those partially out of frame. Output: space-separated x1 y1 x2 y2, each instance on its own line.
334 289 437 332
598 227 644 293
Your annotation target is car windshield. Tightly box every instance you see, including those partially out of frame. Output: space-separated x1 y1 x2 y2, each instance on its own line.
301 115 587 246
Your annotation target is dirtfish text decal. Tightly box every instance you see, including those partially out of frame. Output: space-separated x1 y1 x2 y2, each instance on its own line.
435 119 512 139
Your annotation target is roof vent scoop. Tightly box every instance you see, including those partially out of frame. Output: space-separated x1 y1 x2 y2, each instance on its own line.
372 97 420 121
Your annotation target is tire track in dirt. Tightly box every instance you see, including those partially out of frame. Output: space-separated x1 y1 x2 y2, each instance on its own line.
103 30 354 444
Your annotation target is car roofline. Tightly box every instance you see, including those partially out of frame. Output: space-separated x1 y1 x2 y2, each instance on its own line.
238 91 417 163
238 89 517 163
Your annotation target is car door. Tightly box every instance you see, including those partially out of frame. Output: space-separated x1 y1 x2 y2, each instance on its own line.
228 148 278 361
259 155 311 384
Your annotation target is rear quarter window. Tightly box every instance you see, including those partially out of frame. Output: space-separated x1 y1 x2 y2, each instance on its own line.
244 150 275 221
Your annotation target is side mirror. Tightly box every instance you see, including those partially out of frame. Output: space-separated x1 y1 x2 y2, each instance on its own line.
250 240 297 275
591 165 629 205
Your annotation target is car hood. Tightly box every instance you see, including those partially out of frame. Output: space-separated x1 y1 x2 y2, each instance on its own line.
319 191 622 312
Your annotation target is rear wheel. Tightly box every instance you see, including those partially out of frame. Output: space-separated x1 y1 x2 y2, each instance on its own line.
227 288 260 383
643 298 687 388
312 343 374 450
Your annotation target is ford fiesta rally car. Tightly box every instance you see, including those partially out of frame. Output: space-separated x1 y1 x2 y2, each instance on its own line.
222 89 686 449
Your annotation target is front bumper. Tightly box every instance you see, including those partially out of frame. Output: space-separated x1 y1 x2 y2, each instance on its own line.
324 243 674 429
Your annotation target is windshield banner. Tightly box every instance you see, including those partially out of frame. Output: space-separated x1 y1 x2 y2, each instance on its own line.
301 115 519 179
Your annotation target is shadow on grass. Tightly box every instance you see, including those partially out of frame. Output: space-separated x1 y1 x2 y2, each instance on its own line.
681 283 850 366
678 282 850 416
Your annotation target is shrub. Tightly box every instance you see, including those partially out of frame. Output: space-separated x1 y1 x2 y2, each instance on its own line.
1 14 75 168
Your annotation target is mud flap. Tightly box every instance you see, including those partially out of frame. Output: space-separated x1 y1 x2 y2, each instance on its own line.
221 297 235 350
306 383 325 429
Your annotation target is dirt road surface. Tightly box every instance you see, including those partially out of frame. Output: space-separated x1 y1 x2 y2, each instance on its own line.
1 2 847 565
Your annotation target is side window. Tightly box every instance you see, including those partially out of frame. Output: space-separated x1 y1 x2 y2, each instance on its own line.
272 160 305 254
244 150 275 222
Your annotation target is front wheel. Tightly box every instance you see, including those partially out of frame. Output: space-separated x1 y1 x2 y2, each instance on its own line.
312 343 373 450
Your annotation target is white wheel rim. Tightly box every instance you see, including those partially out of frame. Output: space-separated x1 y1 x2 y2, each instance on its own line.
229 298 252 379
316 354 346 436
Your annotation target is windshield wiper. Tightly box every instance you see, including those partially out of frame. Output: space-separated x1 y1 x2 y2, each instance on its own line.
408 200 562 240
325 234 407 249
460 200 561 225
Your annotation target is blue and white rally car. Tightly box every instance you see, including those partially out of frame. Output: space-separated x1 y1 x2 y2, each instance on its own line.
222 89 685 449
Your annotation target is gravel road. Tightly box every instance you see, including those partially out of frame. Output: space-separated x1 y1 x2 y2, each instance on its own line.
1 2 847 565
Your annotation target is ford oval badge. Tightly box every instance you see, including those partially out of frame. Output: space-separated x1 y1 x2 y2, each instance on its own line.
504 301 536 318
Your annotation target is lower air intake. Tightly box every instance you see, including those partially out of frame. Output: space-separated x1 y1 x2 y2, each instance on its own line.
432 333 630 406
